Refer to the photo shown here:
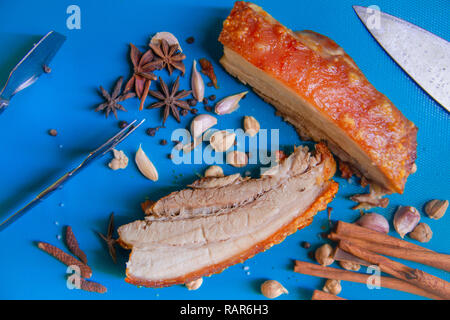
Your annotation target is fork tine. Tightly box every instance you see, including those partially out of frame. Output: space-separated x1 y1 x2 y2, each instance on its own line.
90 119 138 155
101 119 146 155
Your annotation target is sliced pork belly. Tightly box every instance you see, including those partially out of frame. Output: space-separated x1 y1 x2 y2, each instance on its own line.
118 143 338 287
218 1 417 194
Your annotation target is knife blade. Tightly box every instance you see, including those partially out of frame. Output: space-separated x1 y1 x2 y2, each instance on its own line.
0 31 66 114
353 5 450 112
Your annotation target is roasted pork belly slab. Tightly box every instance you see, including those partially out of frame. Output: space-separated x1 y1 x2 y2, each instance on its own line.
218 1 417 194
118 143 338 287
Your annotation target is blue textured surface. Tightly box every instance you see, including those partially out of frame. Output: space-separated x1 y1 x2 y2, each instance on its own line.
0 0 448 300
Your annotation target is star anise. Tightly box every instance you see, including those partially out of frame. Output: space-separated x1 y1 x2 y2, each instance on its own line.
147 76 191 124
98 212 117 264
96 77 135 119
150 39 186 75
124 43 162 109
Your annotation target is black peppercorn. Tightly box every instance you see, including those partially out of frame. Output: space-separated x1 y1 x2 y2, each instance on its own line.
301 241 311 249
208 94 216 101
188 99 197 106
118 120 128 129
204 106 212 112
160 139 167 146
48 129 58 137
181 109 188 116
146 128 156 136
190 108 198 114
186 36 194 44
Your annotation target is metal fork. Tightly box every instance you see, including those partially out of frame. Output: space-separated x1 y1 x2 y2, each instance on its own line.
0 119 145 231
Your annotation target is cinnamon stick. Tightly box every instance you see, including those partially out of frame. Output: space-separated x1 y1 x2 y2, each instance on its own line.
294 260 442 300
329 232 450 272
339 240 450 300
312 290 346 300
335 221 430 251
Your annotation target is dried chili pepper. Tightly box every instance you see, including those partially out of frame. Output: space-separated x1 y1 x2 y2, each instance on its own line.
199 58 218 89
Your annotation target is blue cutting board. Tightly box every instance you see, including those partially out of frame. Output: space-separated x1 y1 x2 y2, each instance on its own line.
0 0 448 300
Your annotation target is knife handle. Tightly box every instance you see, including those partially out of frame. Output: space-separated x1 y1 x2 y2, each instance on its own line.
0 97 9 113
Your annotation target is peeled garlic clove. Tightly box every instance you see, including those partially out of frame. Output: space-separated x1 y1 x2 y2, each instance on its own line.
260 280 288 299
215 91 248 115
210 130 236 152
323 279 342 295
226 151 248 168
393 206 420 238
355 213 389 234
108 149 129 170
315 243 335 266
409 223 432 243
204 165 224 177
135 145 158 181
424 199 448 220
185 278 203 290
243 116 260 137
190 114 217 139
150 31 181 51
191 60 205 102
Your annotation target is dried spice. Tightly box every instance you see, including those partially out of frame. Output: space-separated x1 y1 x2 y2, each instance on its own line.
150 32 182 52
37 241 92 278
150 39 186 75
124 43 161 102
147 76 191 124
80 278 107 294
97 213 117 264
118 120 128 129
96 77 135 119
65 226 88 265
48 129 58 137
43 64 51 73
199 58 218 89
186 36 195 44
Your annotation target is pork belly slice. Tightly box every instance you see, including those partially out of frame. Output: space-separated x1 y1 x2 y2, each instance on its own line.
218 1 417 194
118 143 338 287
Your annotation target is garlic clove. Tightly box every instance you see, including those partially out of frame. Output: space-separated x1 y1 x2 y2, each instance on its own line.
409 223 432 243
260 280 288 299
315 243 335 266
150 31 182 52
108 149 129 170
424 199 448 220
185 277 203 290
226 151 248 168
214 91 248 115
191 60 205 102
204 165 224 177
190 114 217 139
210 130 236 152
393 206 420 238
355 213 389 234
323 279 342 295
135 145 158 181
243 116 260 137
